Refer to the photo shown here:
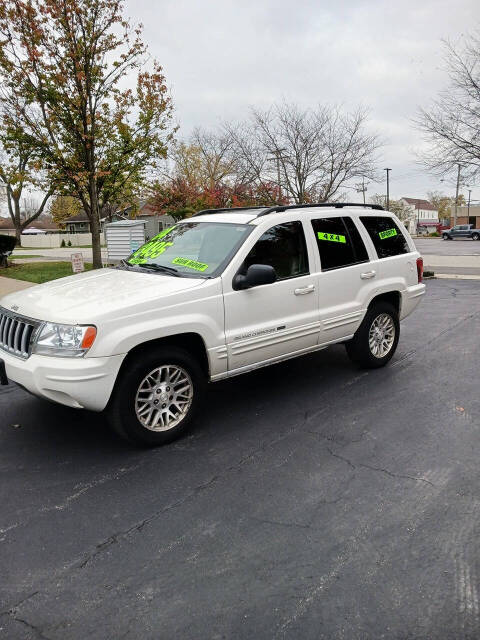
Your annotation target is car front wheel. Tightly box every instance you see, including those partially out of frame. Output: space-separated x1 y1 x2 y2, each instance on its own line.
442 233 450 240
107 346 206 446
345 302 400 369
472 233 479 241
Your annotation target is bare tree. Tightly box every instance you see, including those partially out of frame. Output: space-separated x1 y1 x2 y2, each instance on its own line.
225 102 381 204
414 33 480 181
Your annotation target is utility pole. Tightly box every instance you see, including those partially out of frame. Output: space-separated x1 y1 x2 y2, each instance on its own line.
354 177 369 204
384 168 391 210
267 148 287 205
453 163 461 226
467 189 472 220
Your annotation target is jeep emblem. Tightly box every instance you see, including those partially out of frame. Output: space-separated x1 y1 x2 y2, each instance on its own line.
11 304 19 312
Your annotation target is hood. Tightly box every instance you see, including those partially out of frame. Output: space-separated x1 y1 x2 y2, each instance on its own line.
0 267 206 324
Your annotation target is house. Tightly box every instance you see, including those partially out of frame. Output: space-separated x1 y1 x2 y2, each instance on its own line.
64 201 174 240
0 217 60 235
113 200 175 240
399 198 439 234
64 212 101 234
452 204 480 229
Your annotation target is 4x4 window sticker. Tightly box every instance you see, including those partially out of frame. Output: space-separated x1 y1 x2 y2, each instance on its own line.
317 231 346 244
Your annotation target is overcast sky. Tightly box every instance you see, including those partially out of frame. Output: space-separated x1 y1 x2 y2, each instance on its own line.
127 0 478 202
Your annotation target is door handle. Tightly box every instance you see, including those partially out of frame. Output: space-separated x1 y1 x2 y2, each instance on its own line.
360 270 376 279
294 284 315 295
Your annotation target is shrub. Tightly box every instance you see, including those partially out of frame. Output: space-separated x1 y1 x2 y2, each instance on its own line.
429 231 440 237
67 240 72 247
61 239 66 247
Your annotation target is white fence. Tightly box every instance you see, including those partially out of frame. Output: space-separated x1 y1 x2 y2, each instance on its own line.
18 233 105 248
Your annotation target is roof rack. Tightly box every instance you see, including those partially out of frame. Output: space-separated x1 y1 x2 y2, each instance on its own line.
191 202 384 219
256 202 384 217
192 206 268 217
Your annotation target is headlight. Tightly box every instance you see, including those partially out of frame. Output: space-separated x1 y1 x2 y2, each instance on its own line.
33 323 97 357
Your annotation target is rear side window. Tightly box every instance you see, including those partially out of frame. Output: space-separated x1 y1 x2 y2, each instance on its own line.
360 216 409 258
311 217 369 271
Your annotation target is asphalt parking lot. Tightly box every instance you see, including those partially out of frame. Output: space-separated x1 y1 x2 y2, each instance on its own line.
415 237 480 256
1 279 480 639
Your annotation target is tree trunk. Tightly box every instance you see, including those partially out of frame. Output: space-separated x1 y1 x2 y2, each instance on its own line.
15 227 21 247
89 179 103 269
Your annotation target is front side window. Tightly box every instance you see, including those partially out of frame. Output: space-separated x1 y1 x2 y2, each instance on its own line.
125 222 251 277
241 221 309 280
359 216 410 259
311 216 369 271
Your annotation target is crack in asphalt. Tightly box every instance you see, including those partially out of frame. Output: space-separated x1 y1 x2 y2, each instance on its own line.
1 591 53 640
392 309 480 367
248 473 357 532
77 474 219 569
325 446 435 487
7 613 52 640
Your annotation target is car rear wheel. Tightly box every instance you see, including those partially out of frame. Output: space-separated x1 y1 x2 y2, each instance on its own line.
345 302 400 369
472 233 479 241
107 346 206 446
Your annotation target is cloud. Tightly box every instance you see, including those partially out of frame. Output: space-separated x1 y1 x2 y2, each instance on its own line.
127 0 478 199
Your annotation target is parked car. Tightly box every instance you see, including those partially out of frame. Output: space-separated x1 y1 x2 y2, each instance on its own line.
0 203 425 446
442 224 480 240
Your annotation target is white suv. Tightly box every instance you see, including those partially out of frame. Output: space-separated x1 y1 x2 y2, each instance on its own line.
0 203 425 446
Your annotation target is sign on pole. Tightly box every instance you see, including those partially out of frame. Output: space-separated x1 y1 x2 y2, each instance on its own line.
71 252 85 273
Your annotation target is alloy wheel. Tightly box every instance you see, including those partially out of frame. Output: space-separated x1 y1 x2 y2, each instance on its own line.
368 313 396 358
135 365 193 431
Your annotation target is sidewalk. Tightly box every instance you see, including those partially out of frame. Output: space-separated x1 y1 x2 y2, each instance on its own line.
0 276 36 298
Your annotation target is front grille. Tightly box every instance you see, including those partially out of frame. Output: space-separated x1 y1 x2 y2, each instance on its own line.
0 307 40 359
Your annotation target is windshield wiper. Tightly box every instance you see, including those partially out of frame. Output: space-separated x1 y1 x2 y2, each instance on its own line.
137 263 181 276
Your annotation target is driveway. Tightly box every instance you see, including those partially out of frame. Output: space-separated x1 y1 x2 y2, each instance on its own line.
1 279 480 639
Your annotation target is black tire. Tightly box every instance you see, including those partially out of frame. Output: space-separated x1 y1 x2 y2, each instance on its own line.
345 302 400 369
442 234 450 240
472 233 479 241
107 346 206 447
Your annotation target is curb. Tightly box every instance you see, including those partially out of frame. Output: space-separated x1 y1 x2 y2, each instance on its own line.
433 273 480 281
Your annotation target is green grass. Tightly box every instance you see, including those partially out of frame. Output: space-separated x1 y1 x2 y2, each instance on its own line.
2 261 93 284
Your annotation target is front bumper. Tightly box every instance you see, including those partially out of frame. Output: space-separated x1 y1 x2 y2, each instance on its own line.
1 349 126 411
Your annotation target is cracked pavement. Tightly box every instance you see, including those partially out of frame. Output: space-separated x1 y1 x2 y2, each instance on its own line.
1 279 480 639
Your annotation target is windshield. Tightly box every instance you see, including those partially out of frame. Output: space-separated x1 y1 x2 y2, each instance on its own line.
125 221 252 277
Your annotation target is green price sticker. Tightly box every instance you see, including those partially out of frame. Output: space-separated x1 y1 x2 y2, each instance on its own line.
129 226 176 264
172 257 209 272
379 228 397 240
317 232 346 244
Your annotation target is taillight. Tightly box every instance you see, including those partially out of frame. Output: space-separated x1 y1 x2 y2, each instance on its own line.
416 257 423 283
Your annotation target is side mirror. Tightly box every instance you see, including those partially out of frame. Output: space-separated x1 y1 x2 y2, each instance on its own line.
233 264 277 290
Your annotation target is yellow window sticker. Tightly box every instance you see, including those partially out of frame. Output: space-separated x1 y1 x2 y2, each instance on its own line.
379 228 397 240
172 257 209 272
317 232 346 244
